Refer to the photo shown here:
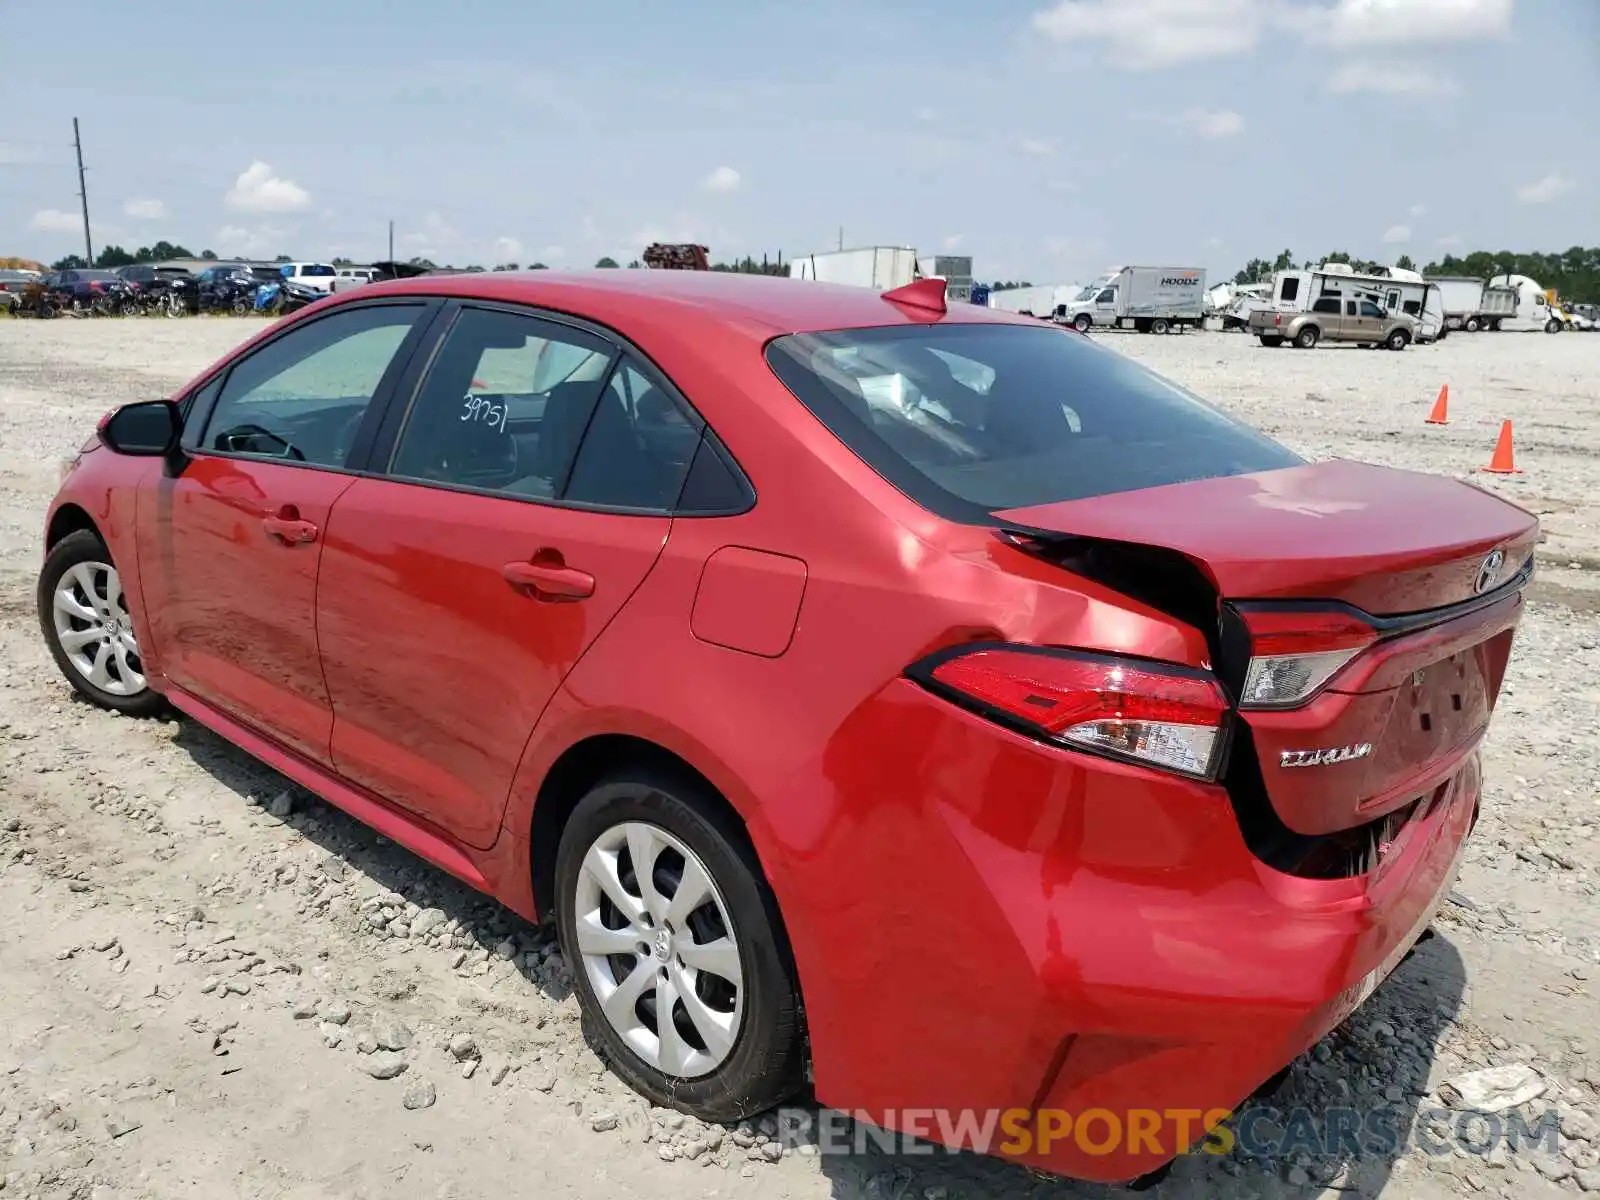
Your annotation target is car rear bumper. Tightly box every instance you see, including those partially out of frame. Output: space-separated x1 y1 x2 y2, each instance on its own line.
794 681 1478 1183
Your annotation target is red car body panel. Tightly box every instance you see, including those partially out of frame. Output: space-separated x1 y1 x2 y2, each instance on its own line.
42 271 1538 1183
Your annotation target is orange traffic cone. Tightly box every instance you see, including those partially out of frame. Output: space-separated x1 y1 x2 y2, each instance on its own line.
1425 385 1449 425
1479 421 1522 474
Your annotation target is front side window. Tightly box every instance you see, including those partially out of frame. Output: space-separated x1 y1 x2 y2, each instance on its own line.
388 307 615 499
1364 301 1388 318
202 304 423 467
765 323 1302 521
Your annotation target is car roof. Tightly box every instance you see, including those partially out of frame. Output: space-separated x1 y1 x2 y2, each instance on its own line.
344 269 1030 338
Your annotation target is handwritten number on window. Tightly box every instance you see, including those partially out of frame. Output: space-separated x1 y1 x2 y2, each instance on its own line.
461 393 509 433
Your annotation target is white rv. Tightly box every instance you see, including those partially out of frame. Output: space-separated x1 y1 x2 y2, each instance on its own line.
1061 265 1208 333
789 247 918 290
1267 263 1445 342
987 284 1081 320
1485 274 1570 332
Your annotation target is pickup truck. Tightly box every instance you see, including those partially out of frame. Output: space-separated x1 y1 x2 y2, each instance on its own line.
1250 296 1416 350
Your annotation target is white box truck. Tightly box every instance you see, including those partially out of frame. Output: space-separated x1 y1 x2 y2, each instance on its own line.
789 247 918 290
1061 266 1207 333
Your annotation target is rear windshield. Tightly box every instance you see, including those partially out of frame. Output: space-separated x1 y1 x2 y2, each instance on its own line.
764 323 1302 521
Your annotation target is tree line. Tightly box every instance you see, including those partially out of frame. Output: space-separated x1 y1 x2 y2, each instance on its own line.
1231 246 1600 301
46 243 791 276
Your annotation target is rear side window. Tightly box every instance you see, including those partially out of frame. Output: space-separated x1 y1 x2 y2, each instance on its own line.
764 323 1302 521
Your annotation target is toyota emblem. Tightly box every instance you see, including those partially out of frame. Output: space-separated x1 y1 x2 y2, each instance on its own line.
1474 549 1505 595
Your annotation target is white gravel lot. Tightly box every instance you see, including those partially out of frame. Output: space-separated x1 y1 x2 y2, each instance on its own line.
1 316 1597 1200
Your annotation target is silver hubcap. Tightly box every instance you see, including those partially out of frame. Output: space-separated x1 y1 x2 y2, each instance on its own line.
574 821 743 1079
52 560 146 696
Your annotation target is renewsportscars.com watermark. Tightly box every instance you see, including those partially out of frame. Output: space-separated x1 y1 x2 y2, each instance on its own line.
764 1104 1564 1161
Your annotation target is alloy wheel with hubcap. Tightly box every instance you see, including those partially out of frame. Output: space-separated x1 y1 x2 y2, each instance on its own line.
573 820 744 1078
554 774 805 1122
37 530 164 716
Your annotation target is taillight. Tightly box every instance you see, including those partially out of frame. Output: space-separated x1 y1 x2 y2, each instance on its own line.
1235 609 1377 708
1273 313 1282 326
911 645 1229 780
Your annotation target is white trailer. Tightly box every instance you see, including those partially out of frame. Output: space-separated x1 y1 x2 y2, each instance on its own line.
916 255 973 303
789 247 918 290
1268 264 1445 341
1429 277 1490 331
987 284 1080 320
1062 265 1207 333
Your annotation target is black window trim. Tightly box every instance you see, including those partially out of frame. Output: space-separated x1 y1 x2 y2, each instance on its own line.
366 297 755 518
178 297 446 477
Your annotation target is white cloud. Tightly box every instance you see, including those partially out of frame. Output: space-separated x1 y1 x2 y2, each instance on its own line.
493 236 524 260
0 141 32 164
1326 60 1458 95
1032 0 1266 67
940 234 966 252
1382 224 1412 244
398 212 463 259
1409 203 1428 218
29 209 81 234
702 166 741 193
225 161 311 213
1516 172 1575 204
1018 137 1055 157
1298 0 1512 46
540 245 566 262
215 224 286 258
1182 108 1244 138
124 198 166 220
1436 234 1464 249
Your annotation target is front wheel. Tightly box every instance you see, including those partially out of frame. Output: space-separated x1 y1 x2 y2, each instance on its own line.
1545 318 1562 333
555 771 805 1122
37 530 164 717
1151 318 1170 335
1073 313 1092 333
1464 317 1481 333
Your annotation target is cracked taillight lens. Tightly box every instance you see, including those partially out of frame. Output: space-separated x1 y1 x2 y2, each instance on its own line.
914 645 1230 780
1237 609 1377 708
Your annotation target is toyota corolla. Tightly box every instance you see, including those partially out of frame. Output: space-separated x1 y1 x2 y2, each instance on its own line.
38 270 1536 1182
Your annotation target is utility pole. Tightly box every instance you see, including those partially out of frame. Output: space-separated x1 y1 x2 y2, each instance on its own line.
72 118 93 264
388 220 394 263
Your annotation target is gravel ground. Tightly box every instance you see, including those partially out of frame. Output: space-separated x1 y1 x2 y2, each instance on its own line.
0 316 1597 1200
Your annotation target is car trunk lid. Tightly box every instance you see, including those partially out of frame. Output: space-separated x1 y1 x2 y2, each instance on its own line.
995 459 1538 835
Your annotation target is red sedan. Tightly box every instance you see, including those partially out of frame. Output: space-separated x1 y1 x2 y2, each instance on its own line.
37 270 1535 1182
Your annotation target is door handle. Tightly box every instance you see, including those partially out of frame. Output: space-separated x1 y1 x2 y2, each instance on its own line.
263 506 318 545
502 557 594 601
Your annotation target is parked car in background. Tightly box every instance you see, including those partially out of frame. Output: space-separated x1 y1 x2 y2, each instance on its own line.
39 271 1534 1185
1252 295 1417 349
0 268 38 310
115 263 193 298
280 262 339 294
41 268 123 309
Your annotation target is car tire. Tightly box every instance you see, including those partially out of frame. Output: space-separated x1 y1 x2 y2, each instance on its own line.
1386 329 1411 351
1259 335 1283 348
1295 326 1320 349
1151 318 1170 335
1545 318 1562 333
1073 313 1092 333
555 769 806 1123
1464 317 1481 332
37 530 165 718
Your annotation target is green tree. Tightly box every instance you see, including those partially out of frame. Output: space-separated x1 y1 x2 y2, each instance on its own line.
200 249 218 260
529 262 549 270
51 254 89 270
94 245 137 268
595 256 620 268
274 254 292 263
1395 254 1415 271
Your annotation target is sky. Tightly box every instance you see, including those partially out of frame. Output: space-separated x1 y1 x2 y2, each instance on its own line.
2 0 1597 284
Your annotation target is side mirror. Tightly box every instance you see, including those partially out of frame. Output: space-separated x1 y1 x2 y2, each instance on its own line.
98 399 181 456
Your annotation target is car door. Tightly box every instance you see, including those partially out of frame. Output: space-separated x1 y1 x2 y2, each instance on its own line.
138 300 436 764
314 303 700 848
1311 295 1344 338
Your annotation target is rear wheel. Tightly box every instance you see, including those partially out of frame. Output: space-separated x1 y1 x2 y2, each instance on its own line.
1464 316 1481 332
37 531 164 717
1259 335 1284 348
1295 326 1320 349
1151 318 1170 335
555 770 805 1122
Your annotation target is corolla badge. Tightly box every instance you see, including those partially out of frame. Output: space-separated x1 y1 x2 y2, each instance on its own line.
1280 743 1373 769
1474 549 1505 595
